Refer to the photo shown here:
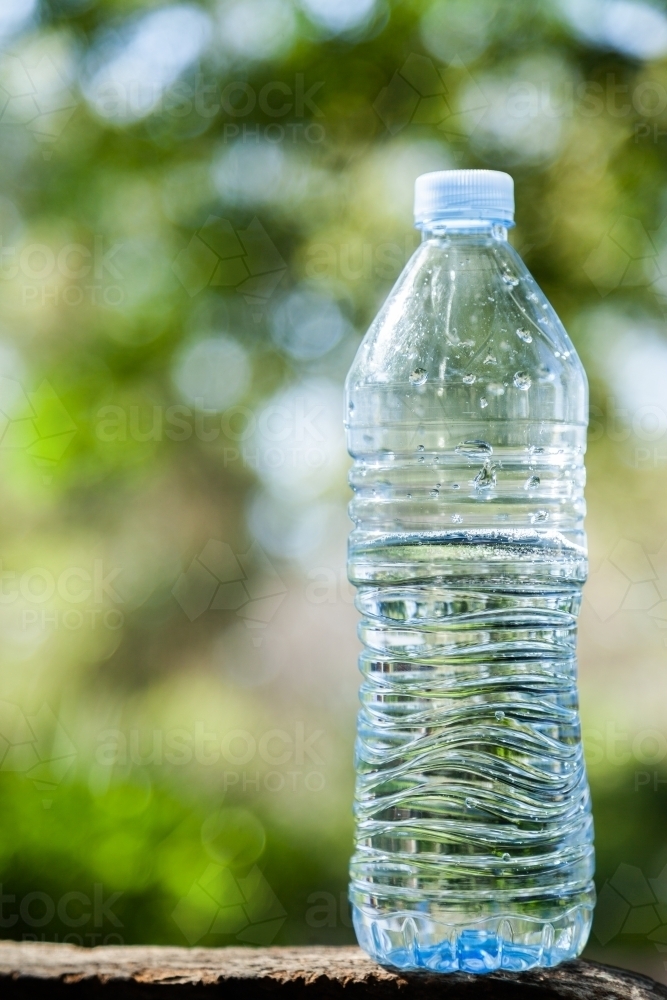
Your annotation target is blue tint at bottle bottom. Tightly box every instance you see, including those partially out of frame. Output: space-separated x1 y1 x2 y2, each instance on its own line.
352 904 593 974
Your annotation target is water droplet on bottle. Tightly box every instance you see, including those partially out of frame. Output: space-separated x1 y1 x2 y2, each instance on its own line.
451 513 463 523
537 364 554 382
436 386 444 397
495 711 505 720
409 367 427 386
456 439 493 459
513 371 531 390
516 327 532 343
406 493 412 499
480 397 488 409
429 488 440 498
525 475 540 490
502 273 519 287
348 401 354 411
531 509 549 523
465 797 474 808
452 483 460 490
483 354 496 365
502 853 511 862
474 464 496 490
417 444 424 452
462 373 476 384
528 445 545 455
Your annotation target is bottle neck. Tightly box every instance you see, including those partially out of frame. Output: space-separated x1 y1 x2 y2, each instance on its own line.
418 219 509 243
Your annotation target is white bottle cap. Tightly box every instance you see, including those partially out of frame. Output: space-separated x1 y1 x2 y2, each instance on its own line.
414 169 514 227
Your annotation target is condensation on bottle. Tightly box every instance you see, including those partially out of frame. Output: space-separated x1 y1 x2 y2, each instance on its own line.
345 170 595 974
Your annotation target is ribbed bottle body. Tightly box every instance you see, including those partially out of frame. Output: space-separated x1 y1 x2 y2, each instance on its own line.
345 229 594 973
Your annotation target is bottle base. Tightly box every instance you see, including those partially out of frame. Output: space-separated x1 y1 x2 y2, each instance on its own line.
352 904 593 974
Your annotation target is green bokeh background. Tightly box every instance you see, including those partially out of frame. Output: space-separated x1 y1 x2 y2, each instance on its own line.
0 0 667 981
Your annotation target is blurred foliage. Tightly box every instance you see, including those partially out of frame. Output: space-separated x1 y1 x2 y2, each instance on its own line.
0 0 666 977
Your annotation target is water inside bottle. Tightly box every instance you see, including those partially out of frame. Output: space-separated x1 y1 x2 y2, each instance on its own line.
346 398 595 972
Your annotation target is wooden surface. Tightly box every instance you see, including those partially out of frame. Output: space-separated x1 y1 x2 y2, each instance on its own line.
0 942 665 998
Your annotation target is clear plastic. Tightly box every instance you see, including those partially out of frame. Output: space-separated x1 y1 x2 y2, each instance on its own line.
345 219 595 974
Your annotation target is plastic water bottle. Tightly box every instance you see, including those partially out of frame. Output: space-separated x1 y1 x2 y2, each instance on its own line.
345 170 594 974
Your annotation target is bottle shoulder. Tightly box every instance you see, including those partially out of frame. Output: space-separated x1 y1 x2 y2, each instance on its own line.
346 238 587 416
